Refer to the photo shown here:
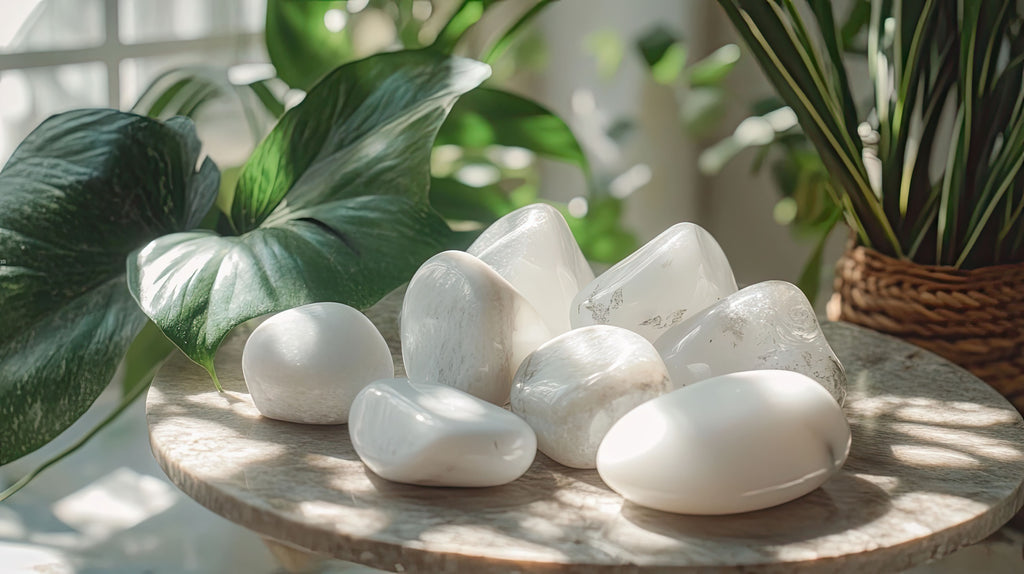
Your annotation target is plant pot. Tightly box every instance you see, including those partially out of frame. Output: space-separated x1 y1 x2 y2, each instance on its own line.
827 245 1024 415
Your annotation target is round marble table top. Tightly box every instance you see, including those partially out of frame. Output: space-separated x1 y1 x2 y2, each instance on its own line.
147 292 1024 573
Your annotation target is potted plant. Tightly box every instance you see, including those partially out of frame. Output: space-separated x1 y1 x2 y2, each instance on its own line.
718 0 1024 413
0 0 609 500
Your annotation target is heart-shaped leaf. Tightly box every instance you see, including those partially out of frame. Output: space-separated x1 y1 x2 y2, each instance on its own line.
129 51 490 380
0 110 218 464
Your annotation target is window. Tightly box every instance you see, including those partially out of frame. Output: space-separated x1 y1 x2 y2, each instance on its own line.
0 0 267 163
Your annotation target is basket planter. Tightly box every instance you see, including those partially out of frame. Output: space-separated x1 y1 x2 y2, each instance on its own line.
827 245 1024 415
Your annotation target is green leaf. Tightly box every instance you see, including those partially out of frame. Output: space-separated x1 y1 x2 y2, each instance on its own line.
0 110 218 464
482 0 558 65
429 176 515 222
129 51 490 380
131 66 280 149
563 197 637 264
247 79 285 119
636 25 682 68
687 44 740 87
1 350 158 501
651 43 688 85
131 67 228 120
129 198 451 381
436 87 587 168
718 0 903 257
233 51 491 233
635 25 688 85
433 0 496 53
266 0 353 91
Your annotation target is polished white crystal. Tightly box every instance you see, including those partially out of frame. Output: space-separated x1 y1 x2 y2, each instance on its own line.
242 302 394 424
597 370 851 515
468 203 595 335
510 325 672 469
401 250 552 405
654 281 846 404
570 222 737 342
349 378 537 487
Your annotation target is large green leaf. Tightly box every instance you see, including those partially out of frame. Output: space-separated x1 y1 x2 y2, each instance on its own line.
266 0 353 91
0 110 219 464
129 51 490 381
436 87 587 168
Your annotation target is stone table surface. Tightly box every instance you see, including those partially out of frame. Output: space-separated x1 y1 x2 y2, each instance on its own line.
146 291 1024 573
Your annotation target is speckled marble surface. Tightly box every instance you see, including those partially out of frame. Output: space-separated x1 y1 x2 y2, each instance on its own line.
146 289 1024 573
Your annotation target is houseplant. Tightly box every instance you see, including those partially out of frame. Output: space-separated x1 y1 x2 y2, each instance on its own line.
0 0 597 499
718 0 1024 412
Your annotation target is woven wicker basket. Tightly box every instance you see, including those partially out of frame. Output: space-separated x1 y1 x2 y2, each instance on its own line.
827 245 1024 414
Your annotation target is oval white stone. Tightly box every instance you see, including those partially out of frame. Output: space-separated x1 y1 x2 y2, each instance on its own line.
596 370 851 515
510 325 672 468
401 250 552 405
571 222 737 342
349 378 537 487
242 302 394 424
654 281 846 404
468 203 595 335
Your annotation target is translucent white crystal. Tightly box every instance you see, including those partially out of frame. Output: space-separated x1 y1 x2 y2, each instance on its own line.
401 250 552 405
654 280 846 404
242 302 394 424
597 370 851 514
349 378 537 487
468 203 594 335
510 325 672 469
571 222 737 342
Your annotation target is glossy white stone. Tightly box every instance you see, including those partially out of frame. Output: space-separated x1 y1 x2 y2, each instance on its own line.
241 302 394 424
348 378 537 487
597 370 851 515
510 325 672 469
654 281 846 404
401 250 552 405
571 222 737 342
468 203 594 335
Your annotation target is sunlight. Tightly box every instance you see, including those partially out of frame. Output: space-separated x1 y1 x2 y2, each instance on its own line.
51 468 178 542
890 445 980 468
895 401 1019 427
0 542 72 574
891 422 1024 461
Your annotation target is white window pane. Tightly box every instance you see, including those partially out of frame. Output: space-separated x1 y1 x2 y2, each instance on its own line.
239 0 267 34
0 0 104 53
0 62 107 165
120 0 266 43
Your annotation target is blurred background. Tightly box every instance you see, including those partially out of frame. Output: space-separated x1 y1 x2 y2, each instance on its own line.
0 0 832 296
0 1 1019 572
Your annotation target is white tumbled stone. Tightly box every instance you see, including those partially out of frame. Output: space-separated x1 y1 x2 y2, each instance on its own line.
242 302 394 424
597 370 851 515
654 280 846 404
510 325 672 469
570 222 737 342
349 378 537 487
401 250 552 405
468 203 594 335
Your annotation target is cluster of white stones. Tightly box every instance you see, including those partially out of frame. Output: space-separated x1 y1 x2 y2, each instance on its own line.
241 203 852 514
